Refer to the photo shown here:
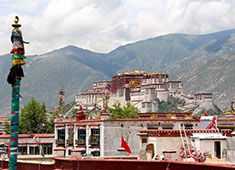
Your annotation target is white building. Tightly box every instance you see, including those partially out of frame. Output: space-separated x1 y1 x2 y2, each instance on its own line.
75 71 213 113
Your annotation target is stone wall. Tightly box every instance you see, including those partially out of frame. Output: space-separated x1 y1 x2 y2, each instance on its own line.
102 120 198 156
226 137 235 162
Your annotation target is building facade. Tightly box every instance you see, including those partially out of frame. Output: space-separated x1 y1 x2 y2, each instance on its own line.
75 71 213 113
0 134 54 156
138 129 231 160
54 115 202 157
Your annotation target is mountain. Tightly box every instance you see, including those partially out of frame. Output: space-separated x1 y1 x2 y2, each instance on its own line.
1 29 235 116
106 29 235 74
0 48 109 116
175 53 235 110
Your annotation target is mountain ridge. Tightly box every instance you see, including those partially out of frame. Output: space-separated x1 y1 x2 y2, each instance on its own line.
0 29 235 116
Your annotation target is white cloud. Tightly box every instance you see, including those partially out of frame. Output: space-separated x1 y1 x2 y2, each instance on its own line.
1 0 235 55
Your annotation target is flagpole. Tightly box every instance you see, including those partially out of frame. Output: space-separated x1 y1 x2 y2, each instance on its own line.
216 115 218 132
8 16 27 170
58 87 65 118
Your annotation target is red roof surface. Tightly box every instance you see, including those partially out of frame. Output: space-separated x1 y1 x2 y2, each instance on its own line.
0 134 54 138
106 118 196 121
88 123 100 126
55 118 198 124
76 123 86 127
55 117 235 125
55 124 65 127
0 117 9 121
139 129 232 133
18 142 53 144
218 118 235 121
138 129 232 137
101 112 110 115
138 112 192 115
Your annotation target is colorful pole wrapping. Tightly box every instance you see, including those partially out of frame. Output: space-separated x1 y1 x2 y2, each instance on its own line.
8 16 27 170
9 78 21 169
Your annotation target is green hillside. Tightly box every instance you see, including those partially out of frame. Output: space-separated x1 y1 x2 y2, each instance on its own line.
107 29 235 74
0 50 109 116
175 54 235 111
1 29 235 116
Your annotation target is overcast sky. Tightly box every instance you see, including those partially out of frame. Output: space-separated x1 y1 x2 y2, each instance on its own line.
1 0 235 55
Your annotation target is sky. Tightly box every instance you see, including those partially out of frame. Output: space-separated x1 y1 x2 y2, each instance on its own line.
1 0 235 55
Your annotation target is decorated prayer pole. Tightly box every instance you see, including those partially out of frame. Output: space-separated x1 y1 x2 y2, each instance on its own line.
102 93 110 113
58 87 65 117
7 16 28 170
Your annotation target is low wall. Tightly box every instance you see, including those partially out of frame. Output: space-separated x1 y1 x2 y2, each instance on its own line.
54 158 235 170
0 160 54 170
0 158 234 170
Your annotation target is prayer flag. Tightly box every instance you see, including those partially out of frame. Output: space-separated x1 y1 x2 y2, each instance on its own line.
121 136 131 154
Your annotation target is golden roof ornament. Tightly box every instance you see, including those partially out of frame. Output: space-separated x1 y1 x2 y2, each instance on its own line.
12 16 21 28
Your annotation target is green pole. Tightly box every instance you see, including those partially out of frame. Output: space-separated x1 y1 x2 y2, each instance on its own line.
9 78 21 170
8 16 27 170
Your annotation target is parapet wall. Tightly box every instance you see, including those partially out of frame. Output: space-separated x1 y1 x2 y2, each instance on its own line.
0 158 234 170
54 158 235 170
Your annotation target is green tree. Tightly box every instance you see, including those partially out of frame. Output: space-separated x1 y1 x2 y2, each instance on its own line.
19 97 54 134
157 96 183 113
109 101 138 119
3 120 10 134
45 116 54 133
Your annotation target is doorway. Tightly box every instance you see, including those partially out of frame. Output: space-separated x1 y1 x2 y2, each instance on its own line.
214 141 221 159
146 144 154 160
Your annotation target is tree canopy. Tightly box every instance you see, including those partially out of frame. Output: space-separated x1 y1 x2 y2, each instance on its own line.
3 120 10 134
19 97 54 134
108 101 138 119
157 96 185 113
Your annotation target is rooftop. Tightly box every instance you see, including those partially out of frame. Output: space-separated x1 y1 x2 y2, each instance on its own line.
55 118 199 124
138 129 232 137
0 134 54 138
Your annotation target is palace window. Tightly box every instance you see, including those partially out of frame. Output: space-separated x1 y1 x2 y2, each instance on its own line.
162 124 174 129
147 103 151 108
91 129 100 137
29 146 39 155
18 146 27 155
142 103 145 108
77 129 86 145
57 129 65 140
184 125 193 129
43 144 53 155
90 129 100 145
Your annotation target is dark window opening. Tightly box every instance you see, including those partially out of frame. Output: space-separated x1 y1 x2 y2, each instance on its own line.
90 129 100 145
184 125 193 129
91 129 100 137
215 141 221 159
162 125 173 129
58 129 65 140
43 144 53 155
77 129 86 145
142 138 147 143
91 151 100 156
18 146 27 155
29 146 39 155
68 149 72 155
81 150 86 156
